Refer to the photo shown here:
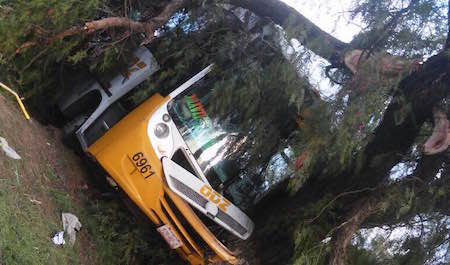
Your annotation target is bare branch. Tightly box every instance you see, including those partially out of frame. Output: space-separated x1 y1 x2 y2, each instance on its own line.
366 0 419 52
306 186 378 224
330 198 381 265
15 41 38 54
84 17 148 34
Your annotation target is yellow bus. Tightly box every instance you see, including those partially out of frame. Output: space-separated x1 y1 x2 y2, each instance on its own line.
58 47 254 264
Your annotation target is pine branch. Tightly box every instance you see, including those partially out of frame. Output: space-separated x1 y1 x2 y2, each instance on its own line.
15 0 188 54
365 0 419 52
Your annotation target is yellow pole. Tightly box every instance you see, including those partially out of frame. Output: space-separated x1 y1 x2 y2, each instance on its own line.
0 82 31 120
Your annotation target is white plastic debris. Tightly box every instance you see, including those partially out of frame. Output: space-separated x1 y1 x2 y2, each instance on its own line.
0 137 21 160
62 213 82 246
321 237 332 244
51 231 65 245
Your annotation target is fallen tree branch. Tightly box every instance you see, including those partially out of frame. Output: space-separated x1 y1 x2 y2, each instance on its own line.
15 0 188 54
53 26 84 40
84 16 151 34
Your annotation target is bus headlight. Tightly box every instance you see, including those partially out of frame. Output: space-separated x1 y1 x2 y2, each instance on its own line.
154 123 169 138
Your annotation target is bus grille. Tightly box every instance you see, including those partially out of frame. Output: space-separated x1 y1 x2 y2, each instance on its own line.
171 177 208 207
216 210 247 236
169 175 248 237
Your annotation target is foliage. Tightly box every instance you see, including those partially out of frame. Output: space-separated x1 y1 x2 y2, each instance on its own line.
0 0 101 96
0 0 179 100
272 0 449 264
350 0 448 57
288 51 413 193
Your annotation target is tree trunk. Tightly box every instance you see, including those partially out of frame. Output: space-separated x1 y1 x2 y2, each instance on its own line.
227 0 349 61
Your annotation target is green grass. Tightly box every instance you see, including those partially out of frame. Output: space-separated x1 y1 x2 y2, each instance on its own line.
0 161 177 265
0 165 81 265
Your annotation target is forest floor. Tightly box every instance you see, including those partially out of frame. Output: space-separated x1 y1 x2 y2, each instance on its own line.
0 93 177 265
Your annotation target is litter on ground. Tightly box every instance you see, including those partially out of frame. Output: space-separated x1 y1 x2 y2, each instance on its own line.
62 213 82 246
51 231 65 246
0 137 21 160
51 213 82 246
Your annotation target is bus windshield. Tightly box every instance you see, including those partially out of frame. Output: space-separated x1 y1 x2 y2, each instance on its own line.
167 71 297 207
